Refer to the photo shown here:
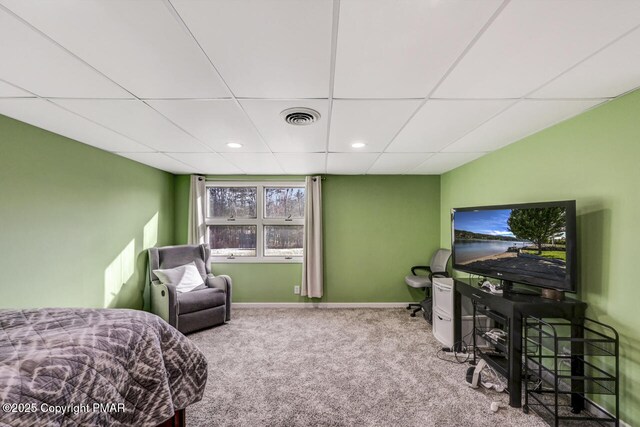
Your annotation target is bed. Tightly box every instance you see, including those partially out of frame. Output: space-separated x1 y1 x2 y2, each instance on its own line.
0 308 207 427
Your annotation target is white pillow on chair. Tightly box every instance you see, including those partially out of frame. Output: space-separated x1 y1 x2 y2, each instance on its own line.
153 262 205 293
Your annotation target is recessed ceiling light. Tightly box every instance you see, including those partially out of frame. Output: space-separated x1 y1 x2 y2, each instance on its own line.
351 142 366 148
227 142 242 148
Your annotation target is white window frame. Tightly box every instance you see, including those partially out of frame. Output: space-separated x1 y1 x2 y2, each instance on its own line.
206 181 305 263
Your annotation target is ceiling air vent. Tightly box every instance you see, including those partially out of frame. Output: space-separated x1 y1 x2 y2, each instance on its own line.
281 107 321 126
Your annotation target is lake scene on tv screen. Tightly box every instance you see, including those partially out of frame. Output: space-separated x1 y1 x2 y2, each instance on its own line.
453 207 567 283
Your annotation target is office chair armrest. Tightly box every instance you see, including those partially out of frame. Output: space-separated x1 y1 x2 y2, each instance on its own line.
428 271 450 281
410 265 431 275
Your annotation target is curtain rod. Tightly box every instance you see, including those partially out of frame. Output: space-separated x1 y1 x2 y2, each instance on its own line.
196 175 325 181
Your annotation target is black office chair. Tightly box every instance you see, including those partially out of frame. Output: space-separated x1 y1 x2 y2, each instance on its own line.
405 249 451 319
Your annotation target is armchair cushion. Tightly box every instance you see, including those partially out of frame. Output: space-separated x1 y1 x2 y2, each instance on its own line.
149 244 211 283
178 288 226 315
153 262 205 293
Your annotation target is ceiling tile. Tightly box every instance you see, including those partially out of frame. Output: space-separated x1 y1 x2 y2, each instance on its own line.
0 0 229 98
220 153 284 174
329 100 421 152
0 80 33 97
53 99 210 153
0 7 129 98
387 100 514 152
171 0 333 98
333 0 502 98
413 152 486 174
435 0 640 98
274 153 326 174
0 99 151 152
240 100 329 152
532 28 640 98
443 100 604 153
367 153 433 174
326 153 378 174
167 153 243 175
147 100 269 153
116 152 195 174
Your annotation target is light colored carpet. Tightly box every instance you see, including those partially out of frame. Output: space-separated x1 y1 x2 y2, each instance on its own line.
187 308 548 427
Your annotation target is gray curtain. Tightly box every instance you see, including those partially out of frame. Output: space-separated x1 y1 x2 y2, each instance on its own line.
302 176 323 298
188 175 206 245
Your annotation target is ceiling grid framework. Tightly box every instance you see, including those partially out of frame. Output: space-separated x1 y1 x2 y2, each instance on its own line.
362 0 512 174
0 0 639 175
324 0 343 174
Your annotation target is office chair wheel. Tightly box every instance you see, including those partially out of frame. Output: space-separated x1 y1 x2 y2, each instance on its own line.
406 305 412 310
410 312 416 317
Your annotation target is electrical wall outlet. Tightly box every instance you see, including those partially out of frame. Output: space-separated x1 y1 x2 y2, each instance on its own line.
294 285 300 295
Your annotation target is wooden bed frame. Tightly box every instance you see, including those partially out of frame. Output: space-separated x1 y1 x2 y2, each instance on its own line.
157 409 185 427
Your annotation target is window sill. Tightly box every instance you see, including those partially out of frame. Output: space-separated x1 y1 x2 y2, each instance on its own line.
210 257 303 264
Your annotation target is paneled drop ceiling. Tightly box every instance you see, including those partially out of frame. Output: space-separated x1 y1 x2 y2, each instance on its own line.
0 0 639 175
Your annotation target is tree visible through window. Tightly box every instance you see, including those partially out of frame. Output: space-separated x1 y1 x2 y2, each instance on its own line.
208 187 257 219
209 225 257 257
264 225 304 256
265 187 305 219
206 183 305 261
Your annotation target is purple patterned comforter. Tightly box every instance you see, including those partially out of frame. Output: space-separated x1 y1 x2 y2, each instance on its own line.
0 308 207 427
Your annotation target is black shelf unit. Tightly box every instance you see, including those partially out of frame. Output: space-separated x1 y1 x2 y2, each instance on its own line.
523 316 619 426
454 279 588 409
472 301 510 380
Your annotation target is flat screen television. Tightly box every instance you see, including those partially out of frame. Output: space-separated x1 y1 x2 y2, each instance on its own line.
451 201 577 293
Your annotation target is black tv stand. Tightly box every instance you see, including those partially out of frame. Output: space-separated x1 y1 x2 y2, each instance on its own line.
453 278 587 409
500 279 538 294
500 279 515 292
500 279 564 300
499 279 535 295
502 283 540 297
504 288 539 297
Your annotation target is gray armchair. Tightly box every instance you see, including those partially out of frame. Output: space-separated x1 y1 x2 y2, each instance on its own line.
148 244 231 334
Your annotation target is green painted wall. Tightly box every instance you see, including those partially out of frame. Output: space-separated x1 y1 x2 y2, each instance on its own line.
212 263 303 302
175 175 441 302
0 114 175 310
440 90 640 424
322 175 440 302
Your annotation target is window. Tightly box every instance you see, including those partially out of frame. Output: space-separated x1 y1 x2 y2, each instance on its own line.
206 182 305 262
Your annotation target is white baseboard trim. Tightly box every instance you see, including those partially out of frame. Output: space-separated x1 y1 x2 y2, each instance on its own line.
233 302 410 308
